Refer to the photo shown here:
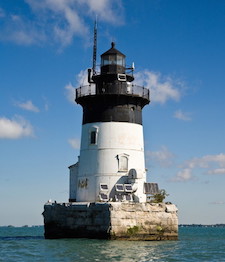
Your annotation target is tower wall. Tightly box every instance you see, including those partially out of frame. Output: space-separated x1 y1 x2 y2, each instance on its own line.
76 122 147 202
69 163 78 202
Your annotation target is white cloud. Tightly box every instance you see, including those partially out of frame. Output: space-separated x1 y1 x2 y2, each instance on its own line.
0 116 34 139
68 138 80 149
174 109 192 121
0 14 46 45
82 0 124 25
172 153 225 182
65 82 76 104
0 0 124 47
171 168 193 182
146 146 175 168
16 100 40 112
207 168 225 175
76 69 90 87
65 69 94 103
183 154 225 169
135 70 184 104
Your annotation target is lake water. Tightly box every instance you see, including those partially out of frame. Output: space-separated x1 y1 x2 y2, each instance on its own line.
0 226 225 261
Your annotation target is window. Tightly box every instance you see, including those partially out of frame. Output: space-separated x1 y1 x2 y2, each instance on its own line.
90 131 96 144
89 126 98 145
100 184 108 192
102 55 116 65
115 184 124 192
117 55 125 66
117 154 129 172
118 74 126 81
101 54 125 66
124 184 133 193
99 193 109 201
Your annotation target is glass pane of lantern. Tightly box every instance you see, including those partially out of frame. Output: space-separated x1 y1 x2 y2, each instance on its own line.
117 55 124 66
108 55 116 65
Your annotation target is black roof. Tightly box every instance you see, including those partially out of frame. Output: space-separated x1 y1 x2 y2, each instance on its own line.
101 42 125 57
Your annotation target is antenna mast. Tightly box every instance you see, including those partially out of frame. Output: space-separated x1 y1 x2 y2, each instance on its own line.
92 18 97 75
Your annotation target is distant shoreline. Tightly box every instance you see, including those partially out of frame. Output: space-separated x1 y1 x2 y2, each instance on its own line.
1 224 225 228
179 224 225 227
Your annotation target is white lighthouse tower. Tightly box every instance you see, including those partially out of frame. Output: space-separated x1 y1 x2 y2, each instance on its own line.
43 39 178 241
69 42 150 204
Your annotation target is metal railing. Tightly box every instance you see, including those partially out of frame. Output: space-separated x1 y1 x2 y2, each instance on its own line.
76 83 150 100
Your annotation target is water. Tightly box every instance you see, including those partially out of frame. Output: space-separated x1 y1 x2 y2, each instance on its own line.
1 226 225 262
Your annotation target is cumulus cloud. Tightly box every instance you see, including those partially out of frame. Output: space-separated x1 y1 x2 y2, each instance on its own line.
15 100 40 112
174 109 192 121
0 116 34 139
182 154 225 170
171 168 194 182
0 0 124 47
135 70 184 104
171 153 225 182
76 69 90 87
207 168 225 175
68 138 80 149
82 0 124 25
146 146 175 168
65 69 95 103
65 82 76 103
0 14 46 45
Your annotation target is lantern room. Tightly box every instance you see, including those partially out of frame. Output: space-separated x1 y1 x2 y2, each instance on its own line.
101 42 126 74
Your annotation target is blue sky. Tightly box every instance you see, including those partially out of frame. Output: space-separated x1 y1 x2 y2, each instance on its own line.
1 0 225 226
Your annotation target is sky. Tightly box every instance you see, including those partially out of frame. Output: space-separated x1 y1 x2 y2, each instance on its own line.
1 0 225 226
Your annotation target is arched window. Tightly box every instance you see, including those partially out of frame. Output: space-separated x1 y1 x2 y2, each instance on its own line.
117 154 129 172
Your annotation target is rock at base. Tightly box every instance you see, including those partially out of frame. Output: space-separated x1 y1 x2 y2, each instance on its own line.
42 202 178 240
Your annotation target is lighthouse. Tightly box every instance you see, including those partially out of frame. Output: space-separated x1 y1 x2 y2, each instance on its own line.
43 40 178 240
69 42 150 204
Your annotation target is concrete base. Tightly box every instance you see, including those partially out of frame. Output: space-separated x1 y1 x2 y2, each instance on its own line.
42 202 178 240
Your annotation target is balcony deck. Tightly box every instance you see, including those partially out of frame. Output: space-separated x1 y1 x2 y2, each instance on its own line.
76 83 150 102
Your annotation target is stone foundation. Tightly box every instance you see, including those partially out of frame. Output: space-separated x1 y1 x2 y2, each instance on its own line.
43 202 178 240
